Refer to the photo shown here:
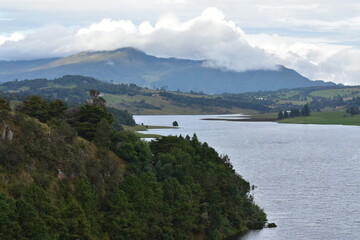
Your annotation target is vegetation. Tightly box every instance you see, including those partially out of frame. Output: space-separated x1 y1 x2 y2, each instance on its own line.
0 95 267 239
346 106 360 116
277 103 310 120
5 75 360 126
279 111 360 126
301 103 310 116
3 75 360 116
0 75 267 115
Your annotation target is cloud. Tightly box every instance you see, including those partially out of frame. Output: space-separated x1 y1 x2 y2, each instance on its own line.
245 33 360 84
0 7 359 84
0 8 278 72
0 32 24 45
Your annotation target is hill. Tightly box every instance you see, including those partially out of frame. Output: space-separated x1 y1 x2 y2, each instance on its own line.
0 97 267 239
0 75 270 114
0 47 335 93
2 75 360 116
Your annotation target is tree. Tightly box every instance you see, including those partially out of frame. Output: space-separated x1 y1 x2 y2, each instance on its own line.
284 111 289 118
107 107 135 129
290 109 301 117
0 97 11 111
74 104 113 141
301 103 310 116
103 189 142 240
48 100 67 119
346 106 360 115
89 89 100 99
17 96 49 122
93 118 113 148
172 121 179 127
0 194 20 239
89 90 106 108
60 195 92 240
277 111 284 120
15 200 50 240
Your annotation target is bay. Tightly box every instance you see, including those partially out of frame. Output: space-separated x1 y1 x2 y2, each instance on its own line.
134 114 360 240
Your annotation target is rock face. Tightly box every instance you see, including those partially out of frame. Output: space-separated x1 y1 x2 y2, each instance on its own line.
1 123 13 141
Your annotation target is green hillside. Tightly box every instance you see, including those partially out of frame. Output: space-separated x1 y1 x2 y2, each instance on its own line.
2 75 360 117
279 111 360 126
0 96 267 240
0 75 268 115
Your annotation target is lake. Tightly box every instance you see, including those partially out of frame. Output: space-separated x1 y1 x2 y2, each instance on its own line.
134 114 360 240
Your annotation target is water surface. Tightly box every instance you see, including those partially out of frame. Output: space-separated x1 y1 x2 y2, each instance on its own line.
134 115 360 240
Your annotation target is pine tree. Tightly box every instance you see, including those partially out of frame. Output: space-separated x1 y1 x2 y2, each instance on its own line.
290 109 301 117
284 111 289 118
277 111 284 120
301 103 310 116
93 118 113 148
0 97 11 111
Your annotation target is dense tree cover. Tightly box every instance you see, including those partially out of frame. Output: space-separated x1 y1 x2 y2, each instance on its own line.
301 103 310 116
278 103 311 120
284 111 289 118
346 106 360 115
107 107 136 129
289 109 301 118
72 104 113 141
0 97 11 111
16 96 68 122
160 92 269 111
0 97 267 240
0 75 142 103
277 111 284 120
14 94 135 138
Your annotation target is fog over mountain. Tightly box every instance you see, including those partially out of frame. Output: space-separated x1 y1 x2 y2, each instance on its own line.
0 47 335 93
1 7 360 85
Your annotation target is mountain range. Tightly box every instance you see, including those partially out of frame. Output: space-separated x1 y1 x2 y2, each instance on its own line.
0 47 335 93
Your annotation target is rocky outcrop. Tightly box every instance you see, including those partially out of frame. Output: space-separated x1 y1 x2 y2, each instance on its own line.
267 223 277 228
1 122 13 141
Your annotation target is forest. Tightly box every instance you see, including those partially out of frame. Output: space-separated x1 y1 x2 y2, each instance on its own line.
0 93 267 240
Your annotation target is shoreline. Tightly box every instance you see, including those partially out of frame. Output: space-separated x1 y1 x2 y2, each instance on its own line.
201 117 277 122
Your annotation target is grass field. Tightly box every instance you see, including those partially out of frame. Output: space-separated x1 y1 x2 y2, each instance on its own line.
275 99 309 105
279 111 360 126
103 93 257 115
309 87 360 98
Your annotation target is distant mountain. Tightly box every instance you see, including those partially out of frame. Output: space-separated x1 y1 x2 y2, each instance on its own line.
0 47 335 93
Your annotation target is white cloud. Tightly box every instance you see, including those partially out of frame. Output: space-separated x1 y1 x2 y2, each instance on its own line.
0 32 24 45
0 8 277 72
246 33 360 84
0 7 359 84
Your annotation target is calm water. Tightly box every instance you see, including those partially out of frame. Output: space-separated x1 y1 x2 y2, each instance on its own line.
134 114 360 240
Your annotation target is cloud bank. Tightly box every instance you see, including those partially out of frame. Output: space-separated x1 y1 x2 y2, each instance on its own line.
0 8 278 72
0 7 359 85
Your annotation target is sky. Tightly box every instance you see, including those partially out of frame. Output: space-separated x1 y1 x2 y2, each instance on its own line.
0 0 360 84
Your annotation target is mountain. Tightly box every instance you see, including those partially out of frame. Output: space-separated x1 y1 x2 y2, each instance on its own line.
0 47 335 93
